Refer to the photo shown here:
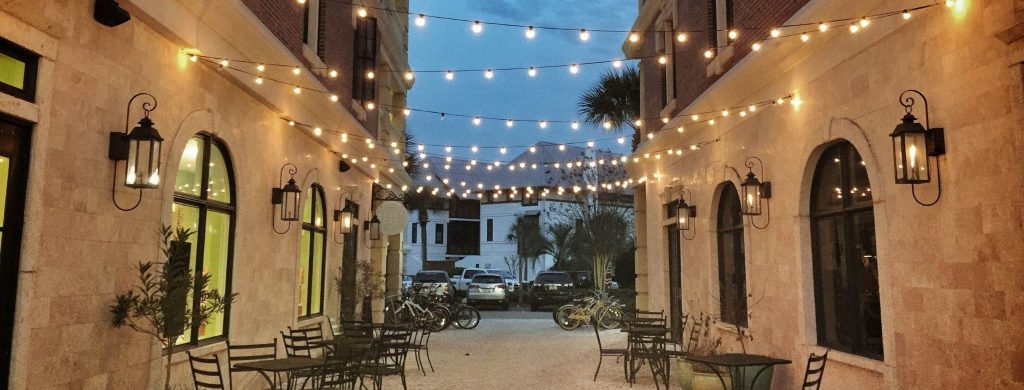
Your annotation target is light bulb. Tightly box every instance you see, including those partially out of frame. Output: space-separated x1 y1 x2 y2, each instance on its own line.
444 146 452 152
677 126 684 133
366 101 375 110
445 70 454 80
341 133 348 142
728 30 739 40
902 10 912 20
676 32 688 42
189 55 198 62
472 21 483 34
634 119 643 127
330 94 339 102
612 60 622 68
558 144 566 151
529 146 536 153
415 14 426 27
691 114 699 121
662 117 670 124
647 133 654 140
617 137 625 144
704 49 714 59
219 59 229 67
357 7 367 18
801 33 810 42
752 42 762 51
404 71 414 81
571 121 580 130
473 117 481 126
749 105 757 112
579 29 590 41
293 67 301 75
770 28 781 38
499 147 507 154
629 32 640 43
528 67 537 77
471 146 479 152
859 18 870 28
539 120 548 129
658 55 667 64
484 69 494 79
722 110 730 117
255 76 264 85
525 26 536 39
569 64 579 74
288 120 295 126
328 69 338 78
417 144 424 151
849 24 860 33
506 119 514 127
257 64 265 72
403 108 411 116
293 86 302 94
366 70 375 79
818 22 828 32
604 121 612 129
313 127 322 136
709 119 716 125
586 141 595 148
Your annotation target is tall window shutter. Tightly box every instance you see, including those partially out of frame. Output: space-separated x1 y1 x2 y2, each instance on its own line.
352 17 378 103
706 0 717 49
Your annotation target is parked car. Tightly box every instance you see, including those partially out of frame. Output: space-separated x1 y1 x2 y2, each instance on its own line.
402 275 413 291
453 268 490 296
487 269 521 293
466 274 510 310
411 271 454 299
529 271 575 311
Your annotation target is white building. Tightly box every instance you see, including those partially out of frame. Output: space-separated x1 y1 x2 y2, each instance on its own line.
402 142 632 281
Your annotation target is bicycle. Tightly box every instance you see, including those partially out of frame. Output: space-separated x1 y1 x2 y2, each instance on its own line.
553 290 624 330
384 287 449 332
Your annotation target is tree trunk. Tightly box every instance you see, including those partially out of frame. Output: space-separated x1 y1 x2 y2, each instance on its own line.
418 209 428 270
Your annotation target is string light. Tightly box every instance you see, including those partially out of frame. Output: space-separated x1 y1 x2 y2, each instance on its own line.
770 28 781 38
818 22 829 32
292 67 301 75
356 7 368 17
404 71 415 81
604 121 613 129
902 10 912 20
472 20 483 34
612 60 622 68
293 86 302 94
485 69 494 79
704 49 714 59
676 32 687 42
415 14 426 27
506 119 514 127
579 29 590 41
328 70 338 78
539 120 548 129
658 55 668 65
403 108 412 116
366 101 375 110
751 42 762 51
330 94 339 102
255 76 264 85
446 70 455 80
366 70 375 79
859 17 870 28
528 67 537 77
728 30 739 40
571 121 580 130
849 24 860 33
473 117 482 126
801 33 810 42
629 32 640 43
525 26 536 39
569 64 579 74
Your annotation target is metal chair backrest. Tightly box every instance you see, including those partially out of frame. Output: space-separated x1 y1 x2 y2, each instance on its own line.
227 339 276 388
802 349 830 389
686 315 704 353
590 317 605 350
372 328 413 368
341 320 373 338
282 327 323 358
187 352 225 389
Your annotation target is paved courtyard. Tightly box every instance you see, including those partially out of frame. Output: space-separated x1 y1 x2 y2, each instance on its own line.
383 307 663 389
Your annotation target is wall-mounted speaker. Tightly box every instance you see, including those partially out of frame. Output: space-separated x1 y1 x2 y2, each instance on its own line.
94 0 131 27
339 161 351 173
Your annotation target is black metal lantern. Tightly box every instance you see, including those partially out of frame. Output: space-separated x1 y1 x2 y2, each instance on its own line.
335 202 355 234
365 214 381 241
732 157 771 229
677 188 697 240
892 90 946 199
109 93 163 211
271 163 302 234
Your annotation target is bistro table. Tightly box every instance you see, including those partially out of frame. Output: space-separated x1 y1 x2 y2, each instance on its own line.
233 357 324 390
684 353 792 390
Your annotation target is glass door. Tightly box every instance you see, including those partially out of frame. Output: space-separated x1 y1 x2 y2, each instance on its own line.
0 115 31 386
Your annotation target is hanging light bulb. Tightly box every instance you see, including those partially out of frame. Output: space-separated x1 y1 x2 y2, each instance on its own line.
444 145 452 153
330 94 339 102
525 26 536 39
579 29 590 41
661 117 670 124
484 69 494 79
256 63 266 72
558 144 566 151
472 20 483 34
691 114 700 121
528 67 537 77
329 69 338 78
571 121 580 130
658 55 668 65
255 76 264 85
539 120 548 129
629 32 640 43
366 70 375 79
313 127 322 136
445 70 455 80
770 28 781 38
569 64 579 74
499 147 507 154
617 137 625 144
704 49 714 59
586 141 595 148
416 144 423 151
506 119 514 127
902 10 912 20
292 67 301 75
404 71 415 81
676 32 688 42
415 14 426 27
859 17 870 28
677 126 685 133
612 60 622 68
473 117 481 126
752 42 762 51
728 30 739 40
365 101 375 110
471 146 479 152
356 7 368 18
801 33 810 42
634 119 643 127
403 108 411 116
218 59 229 67
340 133 348 143
189 54 198 62
722 110 730 117
604 121 613 129
749 105 758 112
818 22 829 32
293 86 302 94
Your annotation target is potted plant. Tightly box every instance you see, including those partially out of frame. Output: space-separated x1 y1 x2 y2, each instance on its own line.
336 259 385 321
677 312 729 390
725 292 773 390
109 226 236 390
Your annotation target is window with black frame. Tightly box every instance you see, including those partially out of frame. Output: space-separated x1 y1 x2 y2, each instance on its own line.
0 38 38 102
352 17 378 104
716 182 747 326
810 141 883 359
297 184 327 317
171 134 235 345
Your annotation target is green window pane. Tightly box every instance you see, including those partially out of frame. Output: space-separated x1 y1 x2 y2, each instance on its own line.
171 202 200 345
310 232 324 314
0 156 9 226
175 137 204 197
298 229 312 316
206 145 232 203
0 52 26 90
303 189 314 224
313 190 324 228
198 211 231 340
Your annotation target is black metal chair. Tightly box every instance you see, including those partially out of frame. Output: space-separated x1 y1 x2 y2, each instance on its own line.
627 331 670 389
187 352 226 389
227 339 278 389
802 349 830 389
359 327 413 390
283 327 325 357
407 325 434 375
341 320 374 338
591 317 628 381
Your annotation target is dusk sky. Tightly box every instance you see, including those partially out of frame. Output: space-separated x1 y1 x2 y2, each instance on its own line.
405 0 638 162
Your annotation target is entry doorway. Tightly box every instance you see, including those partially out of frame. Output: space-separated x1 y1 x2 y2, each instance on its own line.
339 201 359 321
0 116 31 386
666 204 683 342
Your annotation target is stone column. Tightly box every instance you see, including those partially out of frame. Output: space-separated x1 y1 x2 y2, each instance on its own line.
633 185 649 311
369 237 388 323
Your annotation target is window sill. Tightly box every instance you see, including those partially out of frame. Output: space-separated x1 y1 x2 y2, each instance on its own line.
301 45 327 70
705 45 735 77
168 338 227 364
716 322 746 334
297 314 327 329
350 100 368 121
804 346 888 374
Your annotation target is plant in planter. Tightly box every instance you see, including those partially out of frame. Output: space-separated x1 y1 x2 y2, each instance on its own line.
109 226 236 390
336 259 385 321
678 312 727 390
727 292 773 390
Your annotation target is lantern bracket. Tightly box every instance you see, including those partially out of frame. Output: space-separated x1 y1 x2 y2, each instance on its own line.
110 92 158 212
678 187 697 241
899 89 944 206
271 163 298 234
332 186 359 244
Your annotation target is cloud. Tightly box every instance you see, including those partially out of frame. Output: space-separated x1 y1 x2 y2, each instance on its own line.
467 0 532 20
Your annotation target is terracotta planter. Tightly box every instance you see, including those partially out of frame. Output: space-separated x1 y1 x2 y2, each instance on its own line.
677 359 732 390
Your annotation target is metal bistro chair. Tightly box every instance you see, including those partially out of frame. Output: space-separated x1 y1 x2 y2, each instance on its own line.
284 326 325 357
341 320 374 338
627 331 670 389
802 349 831 389
359 327 413 390
407 324 434 375
187 352 226 389
227 339 278 389
590 317 628 382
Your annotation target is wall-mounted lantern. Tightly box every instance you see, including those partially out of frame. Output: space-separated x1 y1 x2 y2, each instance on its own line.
677 187 697 241
109 93 163 211
271 163 302 234
333 187 357 244
364 214 381 241
730 156 771 229
892 89 945 206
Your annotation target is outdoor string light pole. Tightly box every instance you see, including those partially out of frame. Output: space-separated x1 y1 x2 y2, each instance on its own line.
891 89 945 206
271 163 302 234
109 92 164 211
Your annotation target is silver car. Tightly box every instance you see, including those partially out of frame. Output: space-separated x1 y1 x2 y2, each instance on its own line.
466 274 510 310
487 269 520 293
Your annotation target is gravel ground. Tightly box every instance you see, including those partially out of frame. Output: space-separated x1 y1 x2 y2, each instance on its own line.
382 306 664 389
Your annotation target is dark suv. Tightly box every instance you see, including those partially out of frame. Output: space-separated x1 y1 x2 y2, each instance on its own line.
529 271 575 311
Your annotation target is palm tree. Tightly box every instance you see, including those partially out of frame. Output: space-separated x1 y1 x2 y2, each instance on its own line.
577 66 641 151
400 131 438 273
506 216 550 289
546 222 576 271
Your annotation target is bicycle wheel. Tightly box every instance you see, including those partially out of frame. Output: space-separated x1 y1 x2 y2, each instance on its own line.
554 305 582 330
426 306 448 332
455 306 481 329
598 305 623 329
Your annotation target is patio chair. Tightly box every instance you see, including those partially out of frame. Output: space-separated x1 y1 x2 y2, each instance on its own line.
590 317 628 382
187 352 226 389
358 328 413 390
341 320 373 338
283 327 325 357
627 331 669 389
802 349 830 389
226 339 277 389
407 325 434 375
684 315 705 353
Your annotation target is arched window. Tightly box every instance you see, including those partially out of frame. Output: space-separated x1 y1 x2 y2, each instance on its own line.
716 182 747 326
810 141 882 359
297 184 327 317
171 134 235 344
